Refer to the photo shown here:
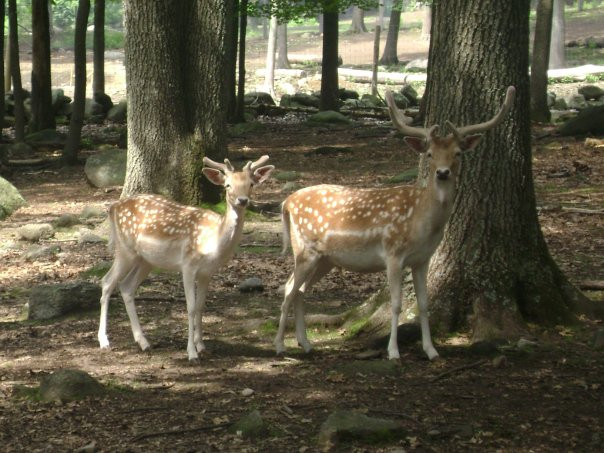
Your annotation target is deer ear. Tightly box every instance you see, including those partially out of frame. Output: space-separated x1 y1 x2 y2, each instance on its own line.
252 165 275 184
461 134 483 151
202 168 226 186
403 136 426 153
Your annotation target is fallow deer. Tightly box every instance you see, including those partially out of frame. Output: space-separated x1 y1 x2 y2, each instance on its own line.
275 86 515 360
97 155 274 361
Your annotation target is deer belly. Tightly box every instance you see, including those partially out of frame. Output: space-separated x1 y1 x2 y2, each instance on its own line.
327 248 386 273
134 236 186 271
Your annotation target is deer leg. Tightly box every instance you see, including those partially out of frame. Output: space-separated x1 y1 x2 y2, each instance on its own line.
412 262 439 360
386 259 404 360
193 276 210 354
118 259 153 351
275 255 319 354
182 269 200 361
98 251 137 349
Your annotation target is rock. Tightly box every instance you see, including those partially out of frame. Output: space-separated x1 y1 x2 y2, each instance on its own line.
51 88 71 114
78 229 105 244
558 105 604 135
93 92 113 114
24 244 61 261
468 340 502 356
307 110 350 125
552 98 568 110
28 281 101 320
492 355 508 368
244 91 275 106
360 94 384 108
84 149 127 188
338 88 359 100
578 85 604 101
107 100 127 123
25 128 67 147
0 176 27 220
84 98 105 118
289 92 321 108
404 58 428 72
53 213 81 228
516 338 538 351
592 328 604 350
565 94 587 110
39 369 105 402
274 171 299 182
401 84 419 106
239 277 264 293
318 410 403 449
388 168 418 184
17 223 54 242
391 92 409 109
281 181 301 193
81 206 107 219
228 410 267 438
547 92 556 108
241 388 254 397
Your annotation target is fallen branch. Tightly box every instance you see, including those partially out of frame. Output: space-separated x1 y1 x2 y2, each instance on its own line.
561 207 604 215
579 280 604 291
131 422 231 442
429 359 488 383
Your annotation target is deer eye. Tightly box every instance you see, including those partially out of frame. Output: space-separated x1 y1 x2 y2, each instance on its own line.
455 151 462 158
225 184 231 189
426 151 433 158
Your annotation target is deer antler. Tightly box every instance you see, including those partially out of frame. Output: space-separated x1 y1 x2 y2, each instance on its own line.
385 90 439 139
446 86 516 140
244 155 270 172
203 157 234 173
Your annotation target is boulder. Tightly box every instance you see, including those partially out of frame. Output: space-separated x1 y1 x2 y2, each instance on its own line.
84 98 105 119
307 110 350 125
404 58 428 72
239 277 264 293
285 92 321 108
84 149 127 188
51 89 71 115
552 97 568 110
565 94 587 110
360 94 384 108
81 205 107 219
558 105 604 135
547 92 556 108
244 91 275 106
107 100 127 123
28 281 101 320
25 128 67 147
338 88 359 100
318 410 403 449
53 213 81 228
39 369 105 402
93 92 114 114
401 84 419 106
578 85 604 101
0 177 26 220
24 244 61 261
17 223 54 242
228 410 268 438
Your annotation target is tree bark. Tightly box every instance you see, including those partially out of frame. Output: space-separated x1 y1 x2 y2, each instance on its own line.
549 0 566 69
122 0 227 204
62 0 90 165
264 15 277 96
8 0 25 142
379 5 401 65
419 0 592 340
531 0 554 123
320 9 339 111
235 0 248 123
276 23 290 69
349 6 368 33
31 0 55 132
93 0 105 95
3 30 10 93
0 0 5 131
420 5 431 41
225 0 238 123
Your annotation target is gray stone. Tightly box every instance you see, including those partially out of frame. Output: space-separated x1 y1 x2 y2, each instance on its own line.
388 168 418 184
24 244 61 261
547 92 556 108
0 176 26 220
281 181 301 193
244 91 275 106
53 213 81 228
338 88 359 100
404 58 428 72
78 230 106 244
558 105 604 135
307 110 350 125
39 369 105 402
274 171 299 182
552 98 568 110
578 85 604 101
51 88 71 114
565 94 587 110
401 84 419 106
84 98 105 118
239 277 264 293
318 410 403 448
228 410 268 438
107 100 127 123
281 92 321 108
28 281 101 320
17 223 54 242
25 128 67 147
84 149 127 188
81 206 107 219
3 141 35 159
360 94 384 108
516 338 538 351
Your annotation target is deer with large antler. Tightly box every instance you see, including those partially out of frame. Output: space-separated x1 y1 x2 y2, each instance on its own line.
97 155 274 361
275 86 515 360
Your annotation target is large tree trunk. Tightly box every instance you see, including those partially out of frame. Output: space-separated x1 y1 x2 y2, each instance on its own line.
235 0 248 123
225 0 238 123
349 6 367 33
379 5 401 65
122 0 227 204
93 0 105 95
531 0 554 123
320 9 339 111
62 0 90 165
31 0 55 133
264 15 277 96
8 0 25 142
420 0 591 340
549 0 566 69
276 23 290 69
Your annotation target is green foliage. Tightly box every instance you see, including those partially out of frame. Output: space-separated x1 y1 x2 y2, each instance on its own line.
248 0 379 21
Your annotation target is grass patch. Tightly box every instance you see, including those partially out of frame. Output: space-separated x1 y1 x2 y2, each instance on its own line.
81 261 112 279
259 319 278 336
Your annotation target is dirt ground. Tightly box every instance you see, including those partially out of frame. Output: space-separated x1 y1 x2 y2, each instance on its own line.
1 15 604 453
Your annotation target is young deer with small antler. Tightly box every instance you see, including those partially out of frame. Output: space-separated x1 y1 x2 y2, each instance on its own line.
98 156 274 361
275 86 515 360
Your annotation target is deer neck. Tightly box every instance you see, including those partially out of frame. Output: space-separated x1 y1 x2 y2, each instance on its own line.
420 176 457 229
217 202 246 250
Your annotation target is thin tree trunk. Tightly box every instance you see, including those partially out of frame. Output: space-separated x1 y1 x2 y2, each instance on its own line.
31 0 55 132
3 31 10 94
349 6 368 33
235 0 248 123
420 5 431 41
0 0 5 131
371 25 381 96
531 0 554 123
549 0 566 69
320 9 339 111
225 0 238 123
276 23 290 69
379 5 401 65
93 0 105 95
264 15 277 96
63 0 90 165
8 0 24 142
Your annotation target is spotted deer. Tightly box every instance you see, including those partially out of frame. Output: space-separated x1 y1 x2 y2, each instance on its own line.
97 155 274 361
275 86 515 360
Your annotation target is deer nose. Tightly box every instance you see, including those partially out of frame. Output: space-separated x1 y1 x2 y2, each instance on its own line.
436 168 451 180
236 196 249 206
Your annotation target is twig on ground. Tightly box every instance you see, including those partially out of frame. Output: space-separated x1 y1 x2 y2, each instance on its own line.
429 359 488 383
131 422 231 442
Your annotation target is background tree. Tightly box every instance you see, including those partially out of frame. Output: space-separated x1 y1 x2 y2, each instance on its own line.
420 4 431 41
31 0 55 132
379 1 402 65
225 0 239 123
320 4 340 110
418 0 593 339
122 0 228 204
276 23 290 69
531 0 554 122
236 0 249 123
63 0 90 165
549 0 566 68
8 0 25 142
349 5 368 32
264 14 278 96
93 0 105 95
0 0 5 132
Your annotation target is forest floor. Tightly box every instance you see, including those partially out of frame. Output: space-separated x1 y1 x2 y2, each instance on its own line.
0 113 603 452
